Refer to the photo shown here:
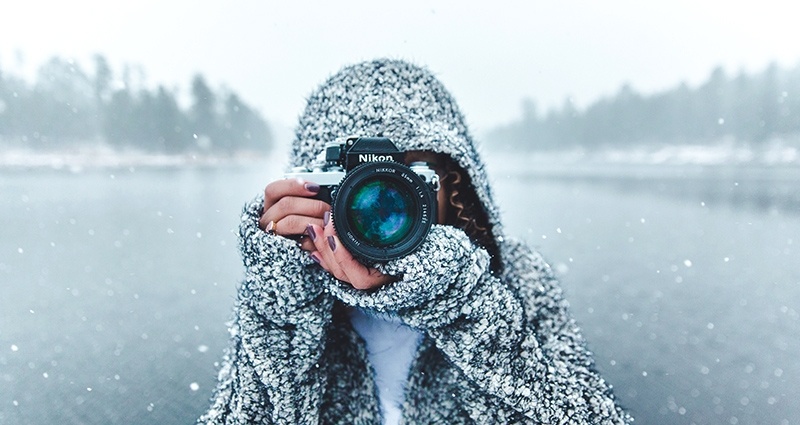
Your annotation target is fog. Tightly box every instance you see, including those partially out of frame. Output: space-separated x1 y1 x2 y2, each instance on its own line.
3 0 800 132
2 2 800 423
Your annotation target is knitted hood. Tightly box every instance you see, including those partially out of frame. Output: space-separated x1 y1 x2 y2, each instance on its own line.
288 59 504 240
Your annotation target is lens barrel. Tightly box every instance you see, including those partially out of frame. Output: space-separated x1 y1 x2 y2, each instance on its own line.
332 161 436 263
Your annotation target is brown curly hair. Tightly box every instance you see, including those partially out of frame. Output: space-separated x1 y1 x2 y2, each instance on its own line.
434 154 502 274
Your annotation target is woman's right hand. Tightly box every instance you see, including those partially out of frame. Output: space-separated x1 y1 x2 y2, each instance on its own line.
259 178 329 251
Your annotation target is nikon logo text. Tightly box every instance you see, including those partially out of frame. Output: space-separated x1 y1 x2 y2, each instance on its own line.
359 154 394 162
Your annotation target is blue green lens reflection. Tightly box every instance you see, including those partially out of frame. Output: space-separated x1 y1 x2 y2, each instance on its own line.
348 179 414 247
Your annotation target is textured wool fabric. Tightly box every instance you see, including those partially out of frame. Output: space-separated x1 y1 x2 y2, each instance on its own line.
199 59 633 424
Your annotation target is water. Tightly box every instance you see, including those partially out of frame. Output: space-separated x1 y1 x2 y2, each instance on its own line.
492 162 800 425
0 165 271 424
1 159 798 424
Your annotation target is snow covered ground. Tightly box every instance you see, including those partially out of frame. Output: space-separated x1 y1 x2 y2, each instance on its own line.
2 140 799 170
0 148 271 173
482 139 800 173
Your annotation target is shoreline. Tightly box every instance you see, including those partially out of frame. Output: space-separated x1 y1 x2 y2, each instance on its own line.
3 142 800 173
0 147 280 172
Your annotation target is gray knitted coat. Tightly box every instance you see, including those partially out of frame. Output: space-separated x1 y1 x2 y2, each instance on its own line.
200 60 632 424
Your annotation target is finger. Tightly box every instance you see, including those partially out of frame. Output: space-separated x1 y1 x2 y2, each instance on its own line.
297 235 316 252
259 195 328 231
303 224 328 270
319 221 382 289
268 196 329 225
310 223 347 281
263 178 321 210
261 214 325 237
327 235 393 290
309 250 335 271
311 221 394 289
320 216 394 290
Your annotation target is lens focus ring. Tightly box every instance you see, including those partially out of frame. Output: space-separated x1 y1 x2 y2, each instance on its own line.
332 161 436 263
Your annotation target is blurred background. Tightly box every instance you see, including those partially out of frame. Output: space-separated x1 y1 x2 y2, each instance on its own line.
1 1 799 424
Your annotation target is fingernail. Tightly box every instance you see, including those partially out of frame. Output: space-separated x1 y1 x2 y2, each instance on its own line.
305 182 320 193
309 253 321 264
327 236 336 252
323 211 330 227
306 224 316 241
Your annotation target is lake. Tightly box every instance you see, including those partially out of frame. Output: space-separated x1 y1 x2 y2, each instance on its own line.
1 154 798 424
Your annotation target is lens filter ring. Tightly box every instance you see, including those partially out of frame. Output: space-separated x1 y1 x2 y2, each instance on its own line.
332 161 436 263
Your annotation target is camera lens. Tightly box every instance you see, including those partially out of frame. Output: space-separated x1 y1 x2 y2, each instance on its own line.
347 179 415 247
332 162 436 262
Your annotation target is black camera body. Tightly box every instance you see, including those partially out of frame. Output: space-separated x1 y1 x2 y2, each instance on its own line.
284 137 440 263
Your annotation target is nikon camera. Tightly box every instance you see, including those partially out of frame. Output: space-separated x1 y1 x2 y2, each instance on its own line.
284 137 440 263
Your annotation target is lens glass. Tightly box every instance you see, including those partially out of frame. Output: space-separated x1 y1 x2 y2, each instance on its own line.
347 178 415 247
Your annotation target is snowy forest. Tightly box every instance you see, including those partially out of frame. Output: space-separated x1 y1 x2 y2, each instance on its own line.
488 62 800 150
0 55 272 154
3 56 800 156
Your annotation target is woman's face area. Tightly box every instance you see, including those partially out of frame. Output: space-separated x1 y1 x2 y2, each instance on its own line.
404 150 448 224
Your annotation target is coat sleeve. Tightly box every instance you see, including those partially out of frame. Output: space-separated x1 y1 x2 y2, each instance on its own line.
326 225 632 424
198 197 334 425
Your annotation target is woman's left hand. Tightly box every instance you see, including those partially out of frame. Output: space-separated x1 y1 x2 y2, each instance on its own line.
303 212 396 290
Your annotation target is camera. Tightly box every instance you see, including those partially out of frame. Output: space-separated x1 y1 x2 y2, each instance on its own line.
284 137 440 263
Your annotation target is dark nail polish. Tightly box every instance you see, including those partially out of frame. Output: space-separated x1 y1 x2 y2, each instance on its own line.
309 254 321 264
306 224 316 241
323 211 330 227
327 236 336 252
305 182 320 193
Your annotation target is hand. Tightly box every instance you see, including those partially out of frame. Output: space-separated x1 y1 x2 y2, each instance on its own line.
305 215 396 291
259 178 328 251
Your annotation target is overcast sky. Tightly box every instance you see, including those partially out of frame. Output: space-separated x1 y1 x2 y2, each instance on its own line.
2 0 799 134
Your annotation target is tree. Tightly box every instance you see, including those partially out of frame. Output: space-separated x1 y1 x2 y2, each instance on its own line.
32 57 97 144
696 66 727 140
486 61 800 151
153 86 188 153
103 87 136 146
190 74 217 150
755 62 780 142
221 93 272 153
93 54 113 105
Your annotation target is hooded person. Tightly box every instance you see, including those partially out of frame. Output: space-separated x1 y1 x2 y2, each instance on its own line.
199 59 633 424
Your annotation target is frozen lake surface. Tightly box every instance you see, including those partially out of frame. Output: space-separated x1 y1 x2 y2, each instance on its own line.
1 155 798 424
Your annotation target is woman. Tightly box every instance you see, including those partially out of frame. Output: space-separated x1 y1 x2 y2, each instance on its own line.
200 59 632 424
